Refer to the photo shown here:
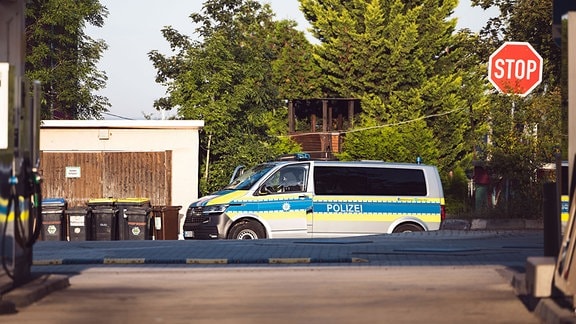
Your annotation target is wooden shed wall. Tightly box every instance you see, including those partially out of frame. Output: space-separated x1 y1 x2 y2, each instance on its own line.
40 151 172 207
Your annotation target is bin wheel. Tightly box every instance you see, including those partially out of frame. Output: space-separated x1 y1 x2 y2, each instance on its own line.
392 223 424 233
228 221 266 240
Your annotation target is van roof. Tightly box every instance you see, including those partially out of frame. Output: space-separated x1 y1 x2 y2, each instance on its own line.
272 160 436 169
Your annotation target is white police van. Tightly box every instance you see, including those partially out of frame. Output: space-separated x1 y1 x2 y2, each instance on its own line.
184 156 445 239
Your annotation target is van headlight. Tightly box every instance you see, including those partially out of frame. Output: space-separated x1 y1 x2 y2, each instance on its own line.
202 204 228 215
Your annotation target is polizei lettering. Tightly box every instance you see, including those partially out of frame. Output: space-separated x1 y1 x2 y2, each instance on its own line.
326 203 363 213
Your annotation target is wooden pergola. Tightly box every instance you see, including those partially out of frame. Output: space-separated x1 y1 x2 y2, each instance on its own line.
287 98 359 133
286 98 361 159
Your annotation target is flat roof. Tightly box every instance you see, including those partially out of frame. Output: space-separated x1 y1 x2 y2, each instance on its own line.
41 120 204 129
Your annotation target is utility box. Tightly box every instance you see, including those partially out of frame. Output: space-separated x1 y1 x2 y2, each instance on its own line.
40 198 67 241
525 256 557 298
151 206 181 240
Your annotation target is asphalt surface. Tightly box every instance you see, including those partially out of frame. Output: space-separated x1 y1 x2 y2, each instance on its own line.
0 230 574 323
2 266 541 324
31 229 543 268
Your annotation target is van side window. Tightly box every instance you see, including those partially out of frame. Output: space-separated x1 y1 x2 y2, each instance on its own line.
314 166 427 196
261 165 308 194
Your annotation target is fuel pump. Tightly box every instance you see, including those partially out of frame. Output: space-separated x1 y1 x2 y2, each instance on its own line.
0 0 43 290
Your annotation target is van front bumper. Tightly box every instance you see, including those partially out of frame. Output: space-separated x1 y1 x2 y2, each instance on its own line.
183 206 228 239
183 225 219 239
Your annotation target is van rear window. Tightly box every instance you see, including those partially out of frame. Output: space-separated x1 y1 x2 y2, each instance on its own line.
314 166 427 196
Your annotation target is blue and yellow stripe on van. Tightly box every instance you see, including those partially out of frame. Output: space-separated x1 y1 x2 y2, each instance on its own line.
562 194 570 223
207 192 444 220
206 190 248 206
312 196 443 223
225 193 311 219
220 192 312 238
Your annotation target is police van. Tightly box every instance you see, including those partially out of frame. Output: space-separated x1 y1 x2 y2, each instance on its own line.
183 157 445 239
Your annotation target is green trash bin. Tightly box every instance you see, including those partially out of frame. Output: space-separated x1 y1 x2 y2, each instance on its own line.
41 198 67 241
87 198 117 241
117 198 151 240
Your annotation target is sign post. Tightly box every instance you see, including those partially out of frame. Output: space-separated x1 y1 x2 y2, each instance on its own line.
488 42 543 97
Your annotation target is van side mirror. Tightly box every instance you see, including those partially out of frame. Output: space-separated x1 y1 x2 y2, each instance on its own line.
229 165 245 184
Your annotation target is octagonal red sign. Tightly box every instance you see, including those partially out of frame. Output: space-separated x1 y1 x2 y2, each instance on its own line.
488 42 543 97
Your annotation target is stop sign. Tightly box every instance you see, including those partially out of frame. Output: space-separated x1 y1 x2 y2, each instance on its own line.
488 42 543 97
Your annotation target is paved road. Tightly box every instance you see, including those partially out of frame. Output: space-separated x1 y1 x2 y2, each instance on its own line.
3 266 539 324
0 230 547 323
30 230 543 269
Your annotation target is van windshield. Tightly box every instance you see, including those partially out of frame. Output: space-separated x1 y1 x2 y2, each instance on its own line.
224 163 277 190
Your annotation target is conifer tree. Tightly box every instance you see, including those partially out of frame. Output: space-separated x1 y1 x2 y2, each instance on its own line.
300 0 482 177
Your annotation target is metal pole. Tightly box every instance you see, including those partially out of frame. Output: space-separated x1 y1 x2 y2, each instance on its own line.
204 134 211 182
0 0 33 289
543 182 561 257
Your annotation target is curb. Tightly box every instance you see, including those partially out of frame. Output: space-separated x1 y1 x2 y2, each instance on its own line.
511 265 576 323
534 298 576 323
441 218 544 231
33 257 369 266
1 274 69 312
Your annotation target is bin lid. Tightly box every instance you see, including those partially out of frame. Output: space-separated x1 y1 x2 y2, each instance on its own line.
87 198 117 207
65 207 88 215
90 208 117 214
116 198 151 207
42 198 67 208
152 205 182 211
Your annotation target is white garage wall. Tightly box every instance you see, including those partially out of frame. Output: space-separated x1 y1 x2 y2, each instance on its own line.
40 120 204 237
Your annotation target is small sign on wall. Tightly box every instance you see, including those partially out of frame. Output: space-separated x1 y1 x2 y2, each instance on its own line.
65 166 81 178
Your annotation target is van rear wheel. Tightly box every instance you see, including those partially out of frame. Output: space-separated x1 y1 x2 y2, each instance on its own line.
228 221 266 239
393 223 424 233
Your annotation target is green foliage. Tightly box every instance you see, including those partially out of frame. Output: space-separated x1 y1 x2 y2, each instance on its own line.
474 0 560 88
474 91 563 218
300 0 477 180
469 0 565 218
25 0 110 119
146 0 563 218
149 0 309 194
338 93 440 164
270 20 323 99
443 166 471 216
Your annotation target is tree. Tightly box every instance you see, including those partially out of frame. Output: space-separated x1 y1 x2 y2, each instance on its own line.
300 0 485 213
470 0 565 217
270 20 322 99
149 0 310 194
25 0 109 120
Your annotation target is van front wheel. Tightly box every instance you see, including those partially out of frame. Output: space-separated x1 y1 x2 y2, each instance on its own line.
228 221 266 239
393 223 424 233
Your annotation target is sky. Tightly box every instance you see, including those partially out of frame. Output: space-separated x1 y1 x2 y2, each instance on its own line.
85 0 498 120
